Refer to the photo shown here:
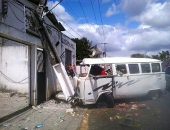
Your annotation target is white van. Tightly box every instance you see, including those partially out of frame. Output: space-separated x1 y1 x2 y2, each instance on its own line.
75 57 166 107
54 57 166 107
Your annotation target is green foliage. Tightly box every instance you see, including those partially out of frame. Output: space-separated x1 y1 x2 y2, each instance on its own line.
159 51 170 61
131 51 170 61
131 53 150 58
72 37 92 64
152 51 170 61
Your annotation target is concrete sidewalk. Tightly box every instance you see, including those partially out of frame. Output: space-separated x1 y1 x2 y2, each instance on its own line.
0 100 85 130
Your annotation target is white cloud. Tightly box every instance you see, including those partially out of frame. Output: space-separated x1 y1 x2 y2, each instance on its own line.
105 4 117 17
48 0 170 57
135 2 170 28
122 0 150 16
47 1 74 23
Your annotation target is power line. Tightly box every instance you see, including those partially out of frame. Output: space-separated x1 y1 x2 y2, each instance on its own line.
43 0 64 17
9 0 24 12
78 0 89 24
89 0 98 24
97 0 106 40
55 14 82 38
8 3 24 23
48 0 64 13
64 0 80 19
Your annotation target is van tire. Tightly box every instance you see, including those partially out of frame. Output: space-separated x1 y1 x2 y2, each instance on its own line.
148 90 161 100
96 93 114 108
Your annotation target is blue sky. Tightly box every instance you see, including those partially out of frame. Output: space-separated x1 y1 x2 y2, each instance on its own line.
48 0 170 56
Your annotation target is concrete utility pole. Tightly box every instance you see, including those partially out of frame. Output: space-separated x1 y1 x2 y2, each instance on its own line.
101 43 108 57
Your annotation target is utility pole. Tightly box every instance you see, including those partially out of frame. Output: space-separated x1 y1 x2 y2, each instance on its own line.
101 43 108 57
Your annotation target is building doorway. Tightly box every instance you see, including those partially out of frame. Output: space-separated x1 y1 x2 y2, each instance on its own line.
37 49 46 104
65 49 72 66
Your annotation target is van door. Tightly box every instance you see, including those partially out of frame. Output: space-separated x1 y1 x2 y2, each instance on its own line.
84 64 113 104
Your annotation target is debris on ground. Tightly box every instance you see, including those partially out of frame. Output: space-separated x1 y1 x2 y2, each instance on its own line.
21 127 28 130
35 123 44 128
114 115 123 120
2 123 11 127
66 108 74 113
32 106 38 111
109 117 113 121
10 92 17 97
114 103 147 112
131 104 138 110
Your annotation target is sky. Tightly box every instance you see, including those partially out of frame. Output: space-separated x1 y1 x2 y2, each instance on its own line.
47 0 170 57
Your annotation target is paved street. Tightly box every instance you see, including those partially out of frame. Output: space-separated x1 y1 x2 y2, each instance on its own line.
80 91 170 130
1 91 170 130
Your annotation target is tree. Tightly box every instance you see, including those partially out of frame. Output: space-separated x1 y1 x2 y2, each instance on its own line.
159 51 170 61
131 53 150 58
72 37 92 64
152 51 170 61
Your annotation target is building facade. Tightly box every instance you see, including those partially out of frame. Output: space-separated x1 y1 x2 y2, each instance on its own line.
0 0 76 106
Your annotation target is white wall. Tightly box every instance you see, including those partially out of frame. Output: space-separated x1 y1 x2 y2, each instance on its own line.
0 38 29 93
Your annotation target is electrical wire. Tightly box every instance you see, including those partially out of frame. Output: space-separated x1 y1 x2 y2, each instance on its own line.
8 3 24 23
89 0 98 24
78 0 89 24
44 21 77 38
55 14 82 38
64 0 80 19
8 0 24 12
97 0 106 40
44 0 64 17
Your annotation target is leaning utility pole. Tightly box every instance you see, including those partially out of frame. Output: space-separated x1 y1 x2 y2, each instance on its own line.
34 0 76 103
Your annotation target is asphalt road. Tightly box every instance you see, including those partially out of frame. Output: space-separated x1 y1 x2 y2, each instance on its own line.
79 91 170 130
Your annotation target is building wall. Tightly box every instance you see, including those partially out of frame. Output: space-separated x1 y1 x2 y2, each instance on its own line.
0 0 76 103
0 38 29 93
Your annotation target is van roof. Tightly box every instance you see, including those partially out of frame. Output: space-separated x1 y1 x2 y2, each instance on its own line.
81 57 161 65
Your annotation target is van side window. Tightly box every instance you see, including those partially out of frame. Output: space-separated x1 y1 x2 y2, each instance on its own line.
116 64 127 75
129 64 139 74
152 63 160 72
141 64 150 73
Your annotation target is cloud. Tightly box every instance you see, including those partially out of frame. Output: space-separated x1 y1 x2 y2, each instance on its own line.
122 0 149 16
124 27 170 51
105 4 117 17
47 0 170 57
122 0 170 28
47 1 74 23
135 2 170 28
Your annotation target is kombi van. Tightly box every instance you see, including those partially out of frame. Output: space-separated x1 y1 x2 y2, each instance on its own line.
75 57 166 107
54 57 166 107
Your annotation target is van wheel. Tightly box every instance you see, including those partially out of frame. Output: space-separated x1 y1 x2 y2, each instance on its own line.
149 90 161 100
96 93 114 108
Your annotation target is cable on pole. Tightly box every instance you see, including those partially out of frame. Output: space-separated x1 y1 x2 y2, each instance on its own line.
43 0 64 17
